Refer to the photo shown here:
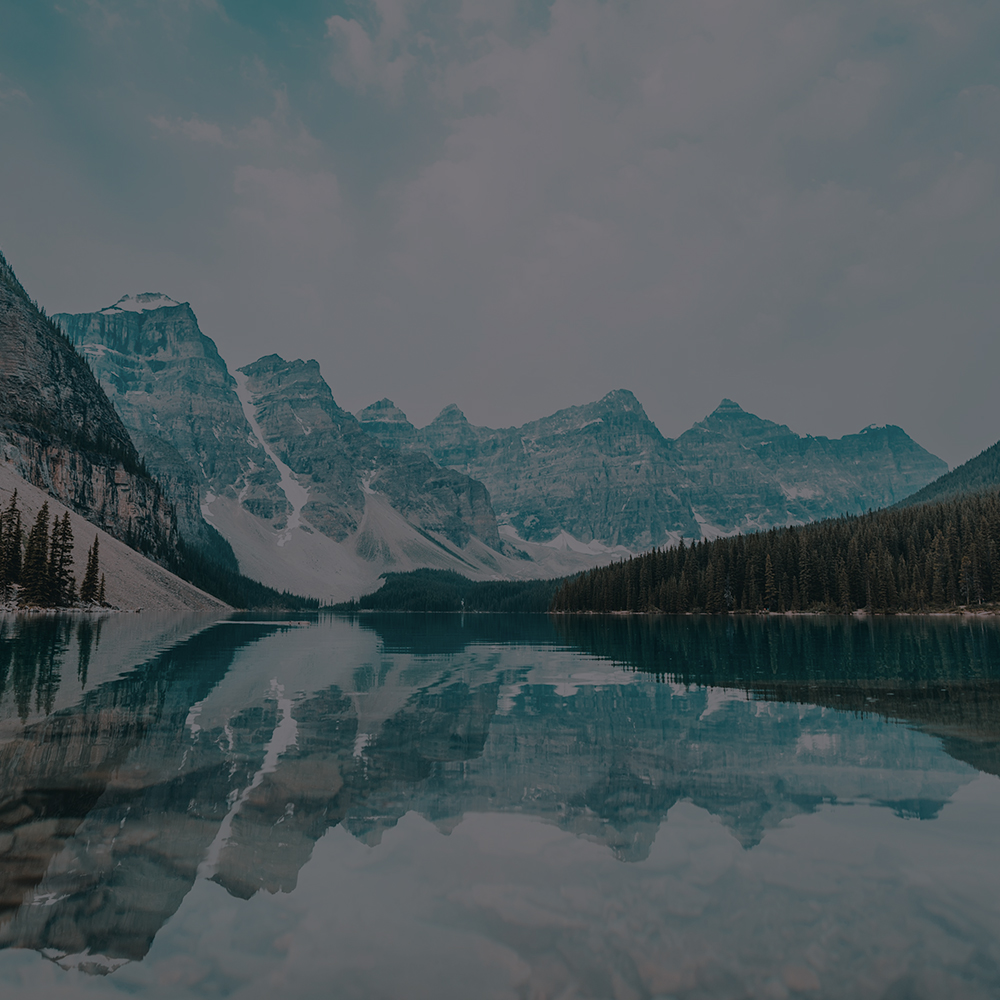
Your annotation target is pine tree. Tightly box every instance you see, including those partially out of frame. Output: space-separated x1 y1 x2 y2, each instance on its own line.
764 553 777 612
548 485 1000 617
20 503 50 606
0 490 23 594
80 535 100 604
48 512 76 606
98 573 106 606
45 517 61 606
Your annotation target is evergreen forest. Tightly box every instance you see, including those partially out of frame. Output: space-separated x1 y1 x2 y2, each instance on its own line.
334 569 560 614
0 492 106 608
552 488 1000 614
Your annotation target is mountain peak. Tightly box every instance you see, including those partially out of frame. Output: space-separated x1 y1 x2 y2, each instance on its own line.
712 398 746 415
100 293 181 315
433 403 468 423
599 389 642 410
356 398 413 426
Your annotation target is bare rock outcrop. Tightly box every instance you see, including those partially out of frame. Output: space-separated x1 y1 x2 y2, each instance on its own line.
0 253 176 560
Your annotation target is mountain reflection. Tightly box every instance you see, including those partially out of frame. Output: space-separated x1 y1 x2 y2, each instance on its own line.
0 612 997 973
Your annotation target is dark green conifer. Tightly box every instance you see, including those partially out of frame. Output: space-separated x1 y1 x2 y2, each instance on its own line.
0 490 23 593
764 554 776 612
48 512 76 606
20 503 50 606
80 535 100 604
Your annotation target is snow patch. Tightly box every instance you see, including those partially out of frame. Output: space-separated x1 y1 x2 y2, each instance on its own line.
797 732 838 754
30 892 71 907
80 343 120 359
41 949 130 975
100 293 180 314
198 680 298 879
699 688 750 720
499 524 632 557
185 699 205 737
201 490 218 521
233 370 310 547
779 483 820 501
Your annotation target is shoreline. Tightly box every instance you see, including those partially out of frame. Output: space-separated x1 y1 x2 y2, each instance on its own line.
331 607 1000 618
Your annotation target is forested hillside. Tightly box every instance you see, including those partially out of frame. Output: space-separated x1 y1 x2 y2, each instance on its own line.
334 569 558 613
552 488 1000 614
896 440 1000 508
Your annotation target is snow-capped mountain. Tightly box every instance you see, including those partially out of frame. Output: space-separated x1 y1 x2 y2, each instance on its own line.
100 293 181 314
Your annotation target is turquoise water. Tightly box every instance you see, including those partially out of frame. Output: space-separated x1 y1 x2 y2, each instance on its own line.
1 612 999 999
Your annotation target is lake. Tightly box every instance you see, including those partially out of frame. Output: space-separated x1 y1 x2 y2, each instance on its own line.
1 612 999 999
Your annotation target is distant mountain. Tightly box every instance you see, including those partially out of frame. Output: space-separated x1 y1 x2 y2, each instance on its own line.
362 389 698 551
673 399 947 533
56 297 613 600
896 440 1000 508
238 355 501 550
357 394 948 549
53 282 948 596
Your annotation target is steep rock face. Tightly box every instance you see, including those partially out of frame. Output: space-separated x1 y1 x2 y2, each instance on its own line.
52 292 616 597
0 255 176 558
360 393 947 548
54 296 285 560
239 355 501 551
355 398 418 451
426 390 699 549
674 399 949 534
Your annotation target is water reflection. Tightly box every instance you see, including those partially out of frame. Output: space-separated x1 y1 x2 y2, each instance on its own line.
0 613 998 996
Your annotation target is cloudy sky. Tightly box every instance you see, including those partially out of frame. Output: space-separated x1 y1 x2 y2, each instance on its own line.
1 0 998 465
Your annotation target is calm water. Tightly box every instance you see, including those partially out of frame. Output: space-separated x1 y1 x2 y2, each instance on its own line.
1 612 999 999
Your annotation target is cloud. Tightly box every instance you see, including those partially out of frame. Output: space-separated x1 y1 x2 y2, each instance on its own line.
150 90 320 154
310 0 995 448
3 0 999 464
151 114 229 145
326 1 416 100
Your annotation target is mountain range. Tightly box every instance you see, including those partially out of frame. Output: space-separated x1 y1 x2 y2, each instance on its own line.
358 393 946 550
0 244 972 607
45 286 952 601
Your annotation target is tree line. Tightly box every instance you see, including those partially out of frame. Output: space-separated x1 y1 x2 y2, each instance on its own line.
1 491 106 608
334 568 560 614
551 488 1000 614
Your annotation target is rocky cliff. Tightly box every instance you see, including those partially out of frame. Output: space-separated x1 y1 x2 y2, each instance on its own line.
53 291 549 599
362 390 698 549
239 355 501 551
54 294 285 567
358 393 948 549
0 254 177 560
673 399 949 533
